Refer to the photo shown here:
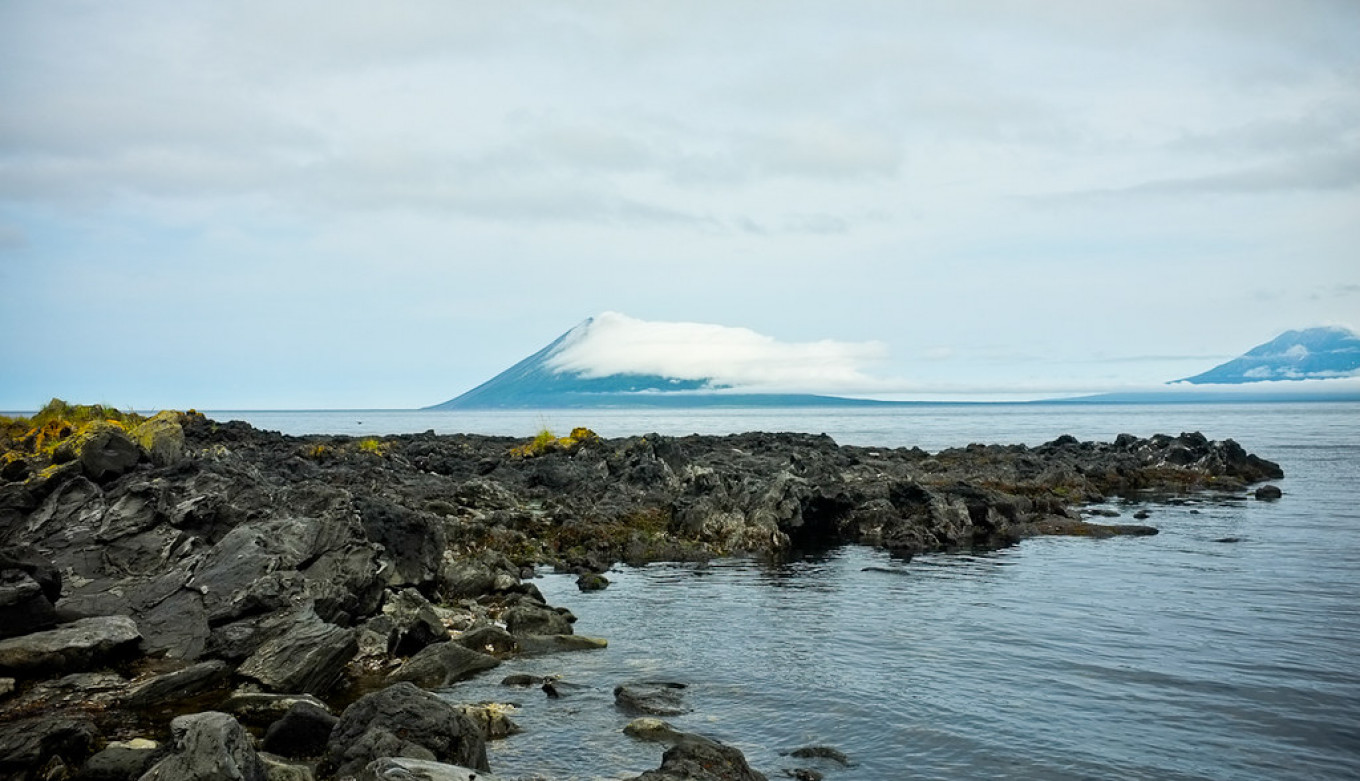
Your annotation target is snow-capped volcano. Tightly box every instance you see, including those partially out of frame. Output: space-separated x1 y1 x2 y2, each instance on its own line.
1175 326 1360 384
428 313 889 409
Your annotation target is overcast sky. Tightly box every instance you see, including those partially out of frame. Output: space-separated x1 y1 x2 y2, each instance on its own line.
2 1 1357 409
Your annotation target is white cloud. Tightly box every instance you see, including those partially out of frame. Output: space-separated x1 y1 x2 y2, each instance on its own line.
545 312 888 391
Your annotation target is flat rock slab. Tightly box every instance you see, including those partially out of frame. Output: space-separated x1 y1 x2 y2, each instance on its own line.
615 682 690 716
238 611 357 695
516 634 607 655
123 659 232 709
0 615 140 675
360 757 504 781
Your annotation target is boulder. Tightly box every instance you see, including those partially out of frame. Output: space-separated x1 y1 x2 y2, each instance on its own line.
256 753 315 781
629 733 766 781
623 718 686 744
456 703 521 740
576 572 610 591
138 711 266 781
57 422 143 482
131 412 186 467
260 701 338 759
237 608 357 695
358 757 503 781
502 603 574 636
77 738 161 781
615 682 690 716
386 641 500 688
514 634 607 655
319 682 488 779
0 615 141 675
1254 484 1283 500
454 625 517 656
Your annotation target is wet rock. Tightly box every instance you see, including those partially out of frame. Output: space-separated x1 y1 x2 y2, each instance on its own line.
319 681 488 779
9 671 126 712
1214 537 1244 543
237 607 357 695
783 770 822 781
615 682 690 716
499 674 546 687
437 552 521 600
139 711 266 781
386 641 500 688
623 718 686 744
123 660 232 709
628 733 766 781
455 625 517 656
0 615 140 675
260 701 338 759
0 715 98 779
456 703 521 740
357 757 503 781
77 738 160 781
256 753 315 781
502 603 574 636
514 634 607 654
576 572 610 591
1254 484 1283 500
785 746 850 766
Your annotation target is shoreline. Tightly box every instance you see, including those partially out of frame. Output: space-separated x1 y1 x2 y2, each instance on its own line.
0 404 1284 780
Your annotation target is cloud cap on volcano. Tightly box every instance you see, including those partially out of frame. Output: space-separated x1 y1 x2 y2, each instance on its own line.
544 312 887 392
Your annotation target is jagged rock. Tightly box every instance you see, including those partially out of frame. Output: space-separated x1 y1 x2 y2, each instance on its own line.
261 701 338 759
628 733 766 781
139 711 266 781
123 660 232 709
0 715 98 779
319 682 488 779
0 615 141 675
257 752 315 781
615 682 690 716
356 497 446 589
358 757 503 781
9 672 126 712
381 588 448 657
0 570 59 639
237 608 357 695
385 641 500 688
502 603 574 636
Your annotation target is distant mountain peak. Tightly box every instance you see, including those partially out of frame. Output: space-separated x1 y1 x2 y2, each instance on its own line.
1174 326 1360 384
427 312 888 409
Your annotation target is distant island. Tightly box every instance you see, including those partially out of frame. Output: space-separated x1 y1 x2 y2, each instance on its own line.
429 317 1360 409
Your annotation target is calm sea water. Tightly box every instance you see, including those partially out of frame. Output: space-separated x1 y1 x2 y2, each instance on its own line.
216 403 1360 780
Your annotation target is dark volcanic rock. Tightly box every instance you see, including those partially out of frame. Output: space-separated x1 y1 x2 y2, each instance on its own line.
629 733 767 781
138 711 266 781
0 714 98 778
0 615 140 675
382 588 449 657
503 603 574 636
77 738 161 781
237 607 357 695
319 681 489 778
386 641 500 688
123 659 232 709
615 682 690 716
456 624 517 656
261 700 338 759
357 496 446 589
1254 484 1283 500
357 757 499 781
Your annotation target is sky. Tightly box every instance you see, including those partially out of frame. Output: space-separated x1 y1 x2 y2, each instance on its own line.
1 1 1358 409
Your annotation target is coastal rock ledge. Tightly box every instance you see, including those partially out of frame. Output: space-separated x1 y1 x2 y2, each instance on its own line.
0 402 1282 780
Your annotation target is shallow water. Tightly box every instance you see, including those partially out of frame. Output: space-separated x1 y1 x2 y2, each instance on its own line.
220 403 1360 779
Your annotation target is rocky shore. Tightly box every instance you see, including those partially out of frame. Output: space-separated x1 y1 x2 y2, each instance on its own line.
0 402 1283 780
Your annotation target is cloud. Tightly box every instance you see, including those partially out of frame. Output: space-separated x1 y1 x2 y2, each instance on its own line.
545 312 888 391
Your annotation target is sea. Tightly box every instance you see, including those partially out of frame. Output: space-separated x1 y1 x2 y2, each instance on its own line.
211 403 1360 780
